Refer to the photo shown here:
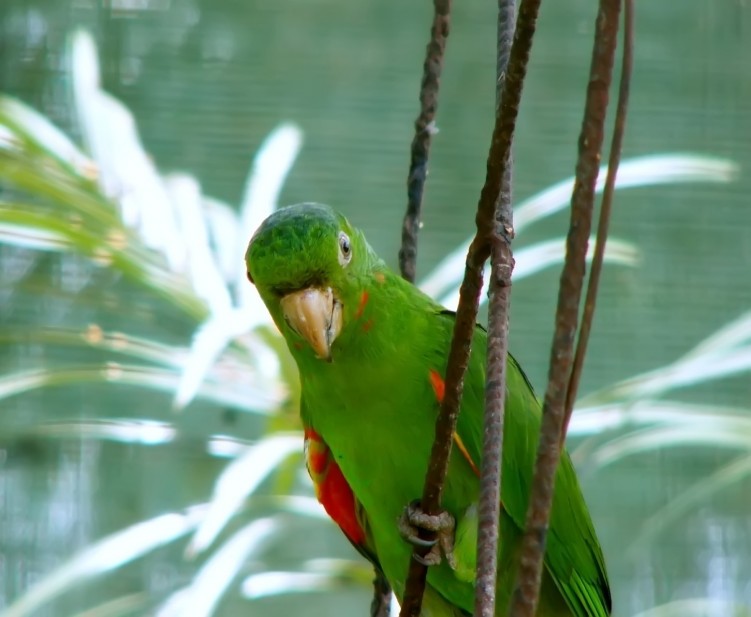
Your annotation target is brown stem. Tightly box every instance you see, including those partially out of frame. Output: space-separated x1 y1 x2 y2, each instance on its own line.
563 0 634 439
398 0 543 614
473 1 517 616
508 1 624 616
398 0 452 283
389 1 452 610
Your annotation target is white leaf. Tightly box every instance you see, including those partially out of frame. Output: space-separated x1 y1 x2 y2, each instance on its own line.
242 571 337 598
681 310 751 361
513 237 638 280
164 174 232 313
0 95 94 175
587 425 751 470
235 123 303 307
242 558 368 599
0 222 70 251
0 508 205 617
268 495 328 520
186 434 300 556
32 418 177 445
69 29 101 93
569 400 751 437
0 124 16 150
599 348 751 403
172 309 252 411
0 365 281 414
69 593 147 617
159 518 279 617
437 236 638 310
241 559 397 610
420 153 738 301
513 153 738 234
70 30 186 271
203 197 242 284
628 454 751 561
629 598 751 617
206 435 252 458
173 308 279 410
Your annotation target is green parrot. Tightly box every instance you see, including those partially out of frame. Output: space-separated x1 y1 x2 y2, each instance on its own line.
245 203 611 617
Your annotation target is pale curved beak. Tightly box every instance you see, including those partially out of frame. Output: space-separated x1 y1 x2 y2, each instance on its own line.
280 287 342 361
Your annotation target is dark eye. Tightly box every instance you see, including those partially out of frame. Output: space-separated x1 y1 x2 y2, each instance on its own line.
338 232 352 266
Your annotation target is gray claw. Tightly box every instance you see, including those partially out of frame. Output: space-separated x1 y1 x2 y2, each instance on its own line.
412 550 442 567
398 509 437 547
398 501 457 569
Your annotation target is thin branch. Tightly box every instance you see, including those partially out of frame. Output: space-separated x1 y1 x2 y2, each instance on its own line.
389 2 452 609
473 0 517 616
508 1 625 616
399 0 452 283
563 0 634 438
398 0 543 614
370 569 392 617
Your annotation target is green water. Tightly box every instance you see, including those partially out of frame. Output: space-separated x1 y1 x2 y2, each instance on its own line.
1 0 750 615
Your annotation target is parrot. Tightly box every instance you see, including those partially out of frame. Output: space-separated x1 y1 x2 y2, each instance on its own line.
245 202 611 617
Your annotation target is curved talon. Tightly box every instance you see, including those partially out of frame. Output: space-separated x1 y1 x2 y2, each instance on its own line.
409 535 438 548
398 508 437 547
398 500 457 569
412 550 441 567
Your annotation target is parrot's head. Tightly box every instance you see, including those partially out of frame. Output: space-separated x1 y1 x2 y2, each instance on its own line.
245 203 381 362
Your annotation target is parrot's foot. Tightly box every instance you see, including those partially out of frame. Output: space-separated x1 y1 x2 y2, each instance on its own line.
398 500 457 569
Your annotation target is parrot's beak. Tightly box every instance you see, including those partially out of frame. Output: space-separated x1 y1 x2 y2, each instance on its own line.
280 287 342 361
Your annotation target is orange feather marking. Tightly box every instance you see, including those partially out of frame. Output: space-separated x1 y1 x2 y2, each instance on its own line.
304 428 366 544
429 368 445 404
428 370 480 478
354 290 369 320
452 431 480 478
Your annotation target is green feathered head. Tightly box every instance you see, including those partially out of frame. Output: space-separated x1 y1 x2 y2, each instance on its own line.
246 203 382 361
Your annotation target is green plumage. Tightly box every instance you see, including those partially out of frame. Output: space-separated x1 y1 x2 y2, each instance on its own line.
246 203 611 616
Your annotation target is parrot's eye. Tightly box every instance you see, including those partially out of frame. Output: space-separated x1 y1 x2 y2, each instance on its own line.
338 232 352 267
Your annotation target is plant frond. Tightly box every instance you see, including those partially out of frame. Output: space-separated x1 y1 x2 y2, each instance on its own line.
0 364 282 414
158 518 280 617
627 454 751 561
186 434 301 557
437 235 638 310
420 153 738 301
0 507 205 617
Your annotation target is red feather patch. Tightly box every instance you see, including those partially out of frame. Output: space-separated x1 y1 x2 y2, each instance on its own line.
304 428 366 544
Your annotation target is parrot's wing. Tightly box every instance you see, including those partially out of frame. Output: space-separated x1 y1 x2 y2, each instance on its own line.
301 399 383 572
502 352 611 617
543 453 612 617
437 310 611 617
346 500 384 575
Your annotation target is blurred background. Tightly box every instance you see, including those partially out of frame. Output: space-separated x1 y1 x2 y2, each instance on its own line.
1 0 750 616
